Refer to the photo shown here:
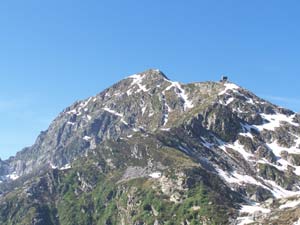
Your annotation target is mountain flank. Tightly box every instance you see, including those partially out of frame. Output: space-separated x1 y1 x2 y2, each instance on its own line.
1 69 300 225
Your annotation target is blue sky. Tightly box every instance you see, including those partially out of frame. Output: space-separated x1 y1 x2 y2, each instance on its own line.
0 0 300 159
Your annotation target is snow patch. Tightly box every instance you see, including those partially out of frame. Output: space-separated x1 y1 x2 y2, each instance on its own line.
165 81 193 110
225 97 235 105
128 74 149 93
126 89 133 96
162 104 170 126
219 140 254 160
294 218 300 225
219 96 235 106
217 169 261 186
83 136 92 141
65 98 92 116
103 107 130 125
142 106 147 115
240 204 271 214
279 199 300 209
60 164 72 170
120 118 128 126
263 141 300 176
268 139 300 156
6 172 19 181
103 107 123 117
246 98 255 104
236 204 271 225
219 82 240 96
254 113 299 131
50 163 58 169
149 172 162 178
66 109 77 115
261 178 300 198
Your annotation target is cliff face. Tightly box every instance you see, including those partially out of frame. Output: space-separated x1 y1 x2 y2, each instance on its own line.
1 69 300 225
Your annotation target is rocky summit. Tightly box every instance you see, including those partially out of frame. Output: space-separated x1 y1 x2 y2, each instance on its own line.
1 69 300 225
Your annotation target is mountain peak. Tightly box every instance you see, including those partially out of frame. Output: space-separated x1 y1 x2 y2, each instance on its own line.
127 69 169 81
2 70 300 225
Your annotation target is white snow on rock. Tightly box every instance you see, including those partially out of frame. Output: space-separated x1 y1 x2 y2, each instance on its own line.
103 107 123 117
219 96 236 106
65 98 92 116
103 107 129 125
240 123 255 139
254 113 299 131
149 172 162 178
162 112 169 126
260 141 300 176
165 81 193 110
126 88 133 96
279 199 300 209
219 82 240 96
225 97 235 105
267 139 300 156
83 136 92 141
66 109 77 115
218 165 300 199
239 132 254 139
238 197 300 224
294 218 300 225
240 204 271 214
60 164 72 170
80 97 92 108
161 89 173 126
141 106 147 115
128 74 149 93
6 172 19 181
236 203 271 225
262 178 300 198
162 100 171 126
236 204 271 225
217 169 261 186
50 163 58 169
216 121 300 199
219 140 254 160
246 98 255 105
120 118 128 126
294 134 300 148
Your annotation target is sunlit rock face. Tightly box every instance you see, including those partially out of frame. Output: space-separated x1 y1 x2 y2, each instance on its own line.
1 69 300 225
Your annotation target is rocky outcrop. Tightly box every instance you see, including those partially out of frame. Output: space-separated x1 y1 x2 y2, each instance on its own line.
1 69 300 225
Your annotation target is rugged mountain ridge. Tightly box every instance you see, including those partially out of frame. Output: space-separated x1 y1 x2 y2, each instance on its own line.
1 69 300 225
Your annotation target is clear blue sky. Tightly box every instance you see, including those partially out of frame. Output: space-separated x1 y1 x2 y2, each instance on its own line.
0 0 300 159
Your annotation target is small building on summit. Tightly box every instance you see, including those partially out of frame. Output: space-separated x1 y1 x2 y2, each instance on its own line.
220 75 228 83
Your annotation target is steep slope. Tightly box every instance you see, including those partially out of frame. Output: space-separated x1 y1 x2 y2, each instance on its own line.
1 69 223 179
1 69 300 225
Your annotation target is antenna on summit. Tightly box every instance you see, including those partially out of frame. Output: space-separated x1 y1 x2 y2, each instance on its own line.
220 75 228 83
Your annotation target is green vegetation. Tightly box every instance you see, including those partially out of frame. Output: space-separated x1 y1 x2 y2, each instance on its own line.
0 163 235 225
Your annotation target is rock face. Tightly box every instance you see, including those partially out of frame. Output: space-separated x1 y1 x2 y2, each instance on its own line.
1 69 300 225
